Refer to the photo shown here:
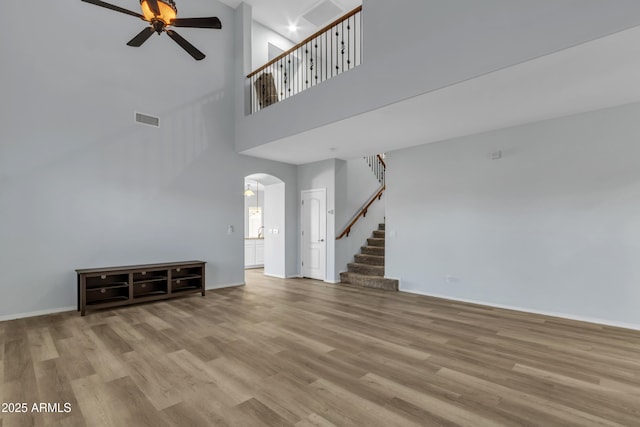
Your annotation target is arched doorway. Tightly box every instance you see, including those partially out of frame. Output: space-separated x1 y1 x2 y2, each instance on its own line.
244 173 286 278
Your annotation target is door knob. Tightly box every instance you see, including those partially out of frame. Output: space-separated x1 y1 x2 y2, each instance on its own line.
319 239 325 242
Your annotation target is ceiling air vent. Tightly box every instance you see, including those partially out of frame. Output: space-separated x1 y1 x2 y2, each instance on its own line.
135 112 160 127
302 0 344 27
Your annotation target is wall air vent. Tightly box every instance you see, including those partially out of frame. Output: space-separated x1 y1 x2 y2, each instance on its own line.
135 112 160 127
302 0 344 27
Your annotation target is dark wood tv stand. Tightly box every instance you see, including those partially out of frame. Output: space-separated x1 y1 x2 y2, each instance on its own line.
77 261 206 316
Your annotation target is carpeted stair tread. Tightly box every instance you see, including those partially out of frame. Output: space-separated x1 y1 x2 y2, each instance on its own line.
347 262 384 276
340 272 398 291
367 237 385 247
340 222 397 291
361 246 384 256
354 254 385 266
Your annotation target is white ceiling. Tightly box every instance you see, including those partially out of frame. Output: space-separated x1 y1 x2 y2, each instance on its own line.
218 0 361 43
241 23 640 164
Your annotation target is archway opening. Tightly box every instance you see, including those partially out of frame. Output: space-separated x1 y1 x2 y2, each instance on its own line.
244 173 286 279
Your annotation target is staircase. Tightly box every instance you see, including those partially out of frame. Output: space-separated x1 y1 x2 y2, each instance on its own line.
340 223 399 291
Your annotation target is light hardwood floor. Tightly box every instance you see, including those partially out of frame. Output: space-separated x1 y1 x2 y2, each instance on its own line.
1 269 640 426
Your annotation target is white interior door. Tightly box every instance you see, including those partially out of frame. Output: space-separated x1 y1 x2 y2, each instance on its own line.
301 189 326 280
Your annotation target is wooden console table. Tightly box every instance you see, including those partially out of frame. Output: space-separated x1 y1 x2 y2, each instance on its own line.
77 261 206 316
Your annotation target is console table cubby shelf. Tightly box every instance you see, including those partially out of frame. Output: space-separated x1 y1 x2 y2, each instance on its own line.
77 261 206 316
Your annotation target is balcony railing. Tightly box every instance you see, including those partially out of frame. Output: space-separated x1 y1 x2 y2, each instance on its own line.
247 6 362 114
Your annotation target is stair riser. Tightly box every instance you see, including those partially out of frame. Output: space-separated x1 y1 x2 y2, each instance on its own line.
354 254 384 266
348 263 384 276
367 238 385 247
361 246 384 256
340 272 398 291
372 230 385 238
378 223 385 231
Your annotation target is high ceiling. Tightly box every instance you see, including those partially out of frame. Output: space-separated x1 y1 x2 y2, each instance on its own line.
7 0 640 169
218 0 361 43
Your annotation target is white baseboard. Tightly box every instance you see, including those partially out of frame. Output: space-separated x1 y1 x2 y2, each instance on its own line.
324 280 341 284
0 306 77 322
402 289 640 331
263 273 287 279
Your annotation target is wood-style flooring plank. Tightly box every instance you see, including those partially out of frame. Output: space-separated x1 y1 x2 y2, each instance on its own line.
1 269 639 426
71 375 170 427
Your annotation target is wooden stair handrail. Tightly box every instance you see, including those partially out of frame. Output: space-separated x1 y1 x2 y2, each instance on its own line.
247 6 363 78
336 185 385 240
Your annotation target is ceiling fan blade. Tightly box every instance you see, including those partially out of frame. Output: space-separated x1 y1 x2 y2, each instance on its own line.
171 17 222 29
166 29 205 60
146 0 161 17
81 0 144 19
127 27 155 47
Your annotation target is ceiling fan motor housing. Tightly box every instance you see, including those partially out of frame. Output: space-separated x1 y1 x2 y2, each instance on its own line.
152 20 164 33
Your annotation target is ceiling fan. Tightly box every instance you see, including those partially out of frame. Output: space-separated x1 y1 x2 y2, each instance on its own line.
81 0 222 60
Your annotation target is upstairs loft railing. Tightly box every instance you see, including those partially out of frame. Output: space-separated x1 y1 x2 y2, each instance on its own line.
337 154 386 240
247 6 362 114
365 153 385 185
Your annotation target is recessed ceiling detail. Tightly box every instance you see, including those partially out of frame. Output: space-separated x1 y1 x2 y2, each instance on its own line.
302 0 344 27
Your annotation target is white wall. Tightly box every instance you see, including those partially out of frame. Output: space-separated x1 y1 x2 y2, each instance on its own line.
252 21 295 71
0 1 299 319
236 0 640 152
264 182 286 278
385 102 640 329
297 159 336 281
335 157 385 280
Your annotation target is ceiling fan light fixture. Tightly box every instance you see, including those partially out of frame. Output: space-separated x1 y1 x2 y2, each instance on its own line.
80 0 221 60
140 0 177 23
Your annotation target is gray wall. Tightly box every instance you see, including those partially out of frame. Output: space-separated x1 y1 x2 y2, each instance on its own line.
385 102 640 329
0 1 298 319
236 0 640 153
252 21 295 71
